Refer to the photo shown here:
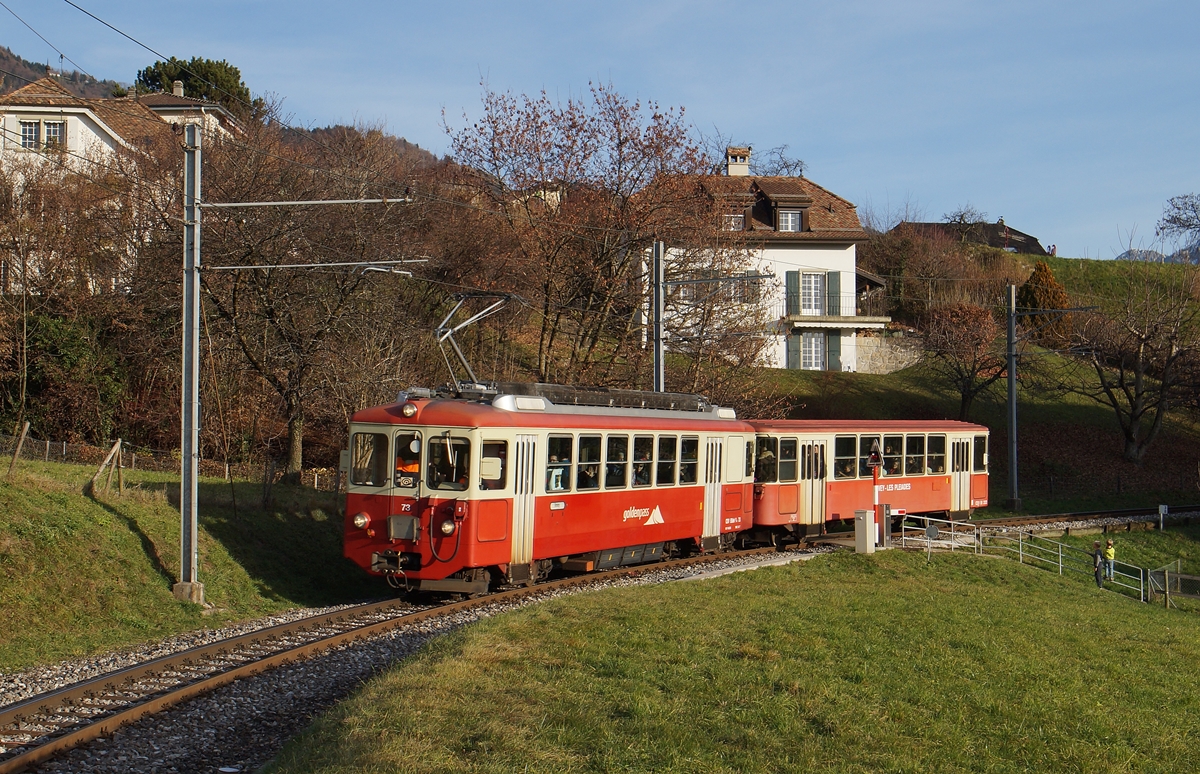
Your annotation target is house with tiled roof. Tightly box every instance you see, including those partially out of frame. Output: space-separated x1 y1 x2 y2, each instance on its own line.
128 80 240 137
0 76 173 161
691 147 889 372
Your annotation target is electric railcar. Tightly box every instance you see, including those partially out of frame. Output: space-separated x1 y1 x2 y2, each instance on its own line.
343 386 757 594
746 420 989 542
342 387 990 593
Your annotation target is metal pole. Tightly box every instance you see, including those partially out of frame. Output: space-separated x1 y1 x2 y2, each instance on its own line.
175 123 204 605
1007 284 1020 510
652 240 665 393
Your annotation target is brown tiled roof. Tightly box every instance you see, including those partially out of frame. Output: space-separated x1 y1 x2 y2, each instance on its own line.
1 77 174 147
698 173 868 242
0 77 87 107
91 100 174 146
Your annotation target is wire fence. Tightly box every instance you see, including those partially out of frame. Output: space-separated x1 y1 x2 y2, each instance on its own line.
894 515 1195 608
0 430 344 492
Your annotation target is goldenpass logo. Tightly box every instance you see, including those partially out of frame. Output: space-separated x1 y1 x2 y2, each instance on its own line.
623 505 664 525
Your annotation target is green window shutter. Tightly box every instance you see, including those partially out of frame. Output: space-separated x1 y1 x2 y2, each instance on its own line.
787 334 801 370
785 271 799 316
825 330 841 371
826 271 841 316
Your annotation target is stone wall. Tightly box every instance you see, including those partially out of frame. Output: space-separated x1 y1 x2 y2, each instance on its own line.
855 333 922 374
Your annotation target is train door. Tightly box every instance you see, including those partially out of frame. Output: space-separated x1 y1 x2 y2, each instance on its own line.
390 429 423 535
951 438 971 514
702 436 723 539
511 434 537 565
800 440 827 526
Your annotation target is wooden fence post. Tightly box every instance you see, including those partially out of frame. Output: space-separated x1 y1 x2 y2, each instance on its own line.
7 421 30 481
89 439 122 495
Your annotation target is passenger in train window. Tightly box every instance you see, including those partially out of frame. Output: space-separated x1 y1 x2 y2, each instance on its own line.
836 458 856 479
606 436 629 488
632 436 654 486
577 465 598 490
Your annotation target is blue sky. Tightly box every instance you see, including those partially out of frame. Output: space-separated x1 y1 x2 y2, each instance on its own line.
4 0 1198 258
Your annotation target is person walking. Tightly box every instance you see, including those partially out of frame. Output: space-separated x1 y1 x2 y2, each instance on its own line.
1093 541 1104 588
1104 539 1116 580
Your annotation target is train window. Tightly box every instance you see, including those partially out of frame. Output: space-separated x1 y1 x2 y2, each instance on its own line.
577 435 601 490
746 441 754 478
428 436 471 491
882 435 903 476
858 435 879 477
755 437 778 483
801 443 827 480
834 436 856 479
779 438 798 482
656 436 678 485
546 435 573 493
952 439 969 473
927 435 947 474
480 441 507 490
605 435 628 489
393 431 421 488
974 435 988 472
679 437 699 484
350 432 389 487
905 435 925 476
632 436 654 487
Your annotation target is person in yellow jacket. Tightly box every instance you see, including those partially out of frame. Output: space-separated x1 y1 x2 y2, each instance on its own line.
1103 539 1116 580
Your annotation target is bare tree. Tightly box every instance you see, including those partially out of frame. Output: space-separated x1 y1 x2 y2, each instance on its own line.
1063 263 1200 463
199 115 425 479
922 303 1006 421
1157 193 1200 245
445 83 749 388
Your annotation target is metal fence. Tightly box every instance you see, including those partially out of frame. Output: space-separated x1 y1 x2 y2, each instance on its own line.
1147 560 1200 608
0 430 343 492
895 515 1154 604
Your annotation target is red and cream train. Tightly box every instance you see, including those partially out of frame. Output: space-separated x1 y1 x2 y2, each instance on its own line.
342 385 989 594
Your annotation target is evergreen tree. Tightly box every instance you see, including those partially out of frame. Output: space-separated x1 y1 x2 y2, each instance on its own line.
1017 260 1071 346
135 57 254 114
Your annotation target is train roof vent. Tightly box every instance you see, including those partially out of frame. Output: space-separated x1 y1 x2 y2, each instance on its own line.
492 382 715 412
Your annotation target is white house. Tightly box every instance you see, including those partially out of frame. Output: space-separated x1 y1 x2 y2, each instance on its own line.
0 76 172 162
697 147 888 371
0 77 237 165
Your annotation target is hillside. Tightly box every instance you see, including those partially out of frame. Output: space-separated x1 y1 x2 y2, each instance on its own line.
265 550 1200 773
0 45 125 98
0 461 375 671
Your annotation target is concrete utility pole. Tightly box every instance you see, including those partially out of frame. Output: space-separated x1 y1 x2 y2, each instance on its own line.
1006 284 1020 511
652 240 665 393
175 123 203 604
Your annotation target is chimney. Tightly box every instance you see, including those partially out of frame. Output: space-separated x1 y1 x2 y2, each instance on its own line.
725 146 751 176
173 80 184 97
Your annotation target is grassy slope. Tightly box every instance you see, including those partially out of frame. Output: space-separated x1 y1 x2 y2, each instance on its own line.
0 461 376 672
266 549 1200 774
1055 524 1200 575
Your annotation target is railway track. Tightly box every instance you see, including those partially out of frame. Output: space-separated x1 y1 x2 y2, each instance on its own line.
0 547 779 774
970 504 1200 530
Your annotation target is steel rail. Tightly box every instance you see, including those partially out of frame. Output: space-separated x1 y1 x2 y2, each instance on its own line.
0 547 778 773
972 504 1200 529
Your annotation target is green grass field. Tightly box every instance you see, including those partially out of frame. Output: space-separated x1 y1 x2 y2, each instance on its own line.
0 461 376 671
265 549 1200 774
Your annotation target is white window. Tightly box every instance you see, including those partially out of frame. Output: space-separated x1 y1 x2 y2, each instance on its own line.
44 121 65 148
800 273 825 316
20 121 39 149
778 210 801 232
801 332 824 370
723 214 744 231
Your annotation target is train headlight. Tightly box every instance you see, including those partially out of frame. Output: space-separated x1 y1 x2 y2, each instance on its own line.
401 402 418 418
352 512 371 530
439 518 456 536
